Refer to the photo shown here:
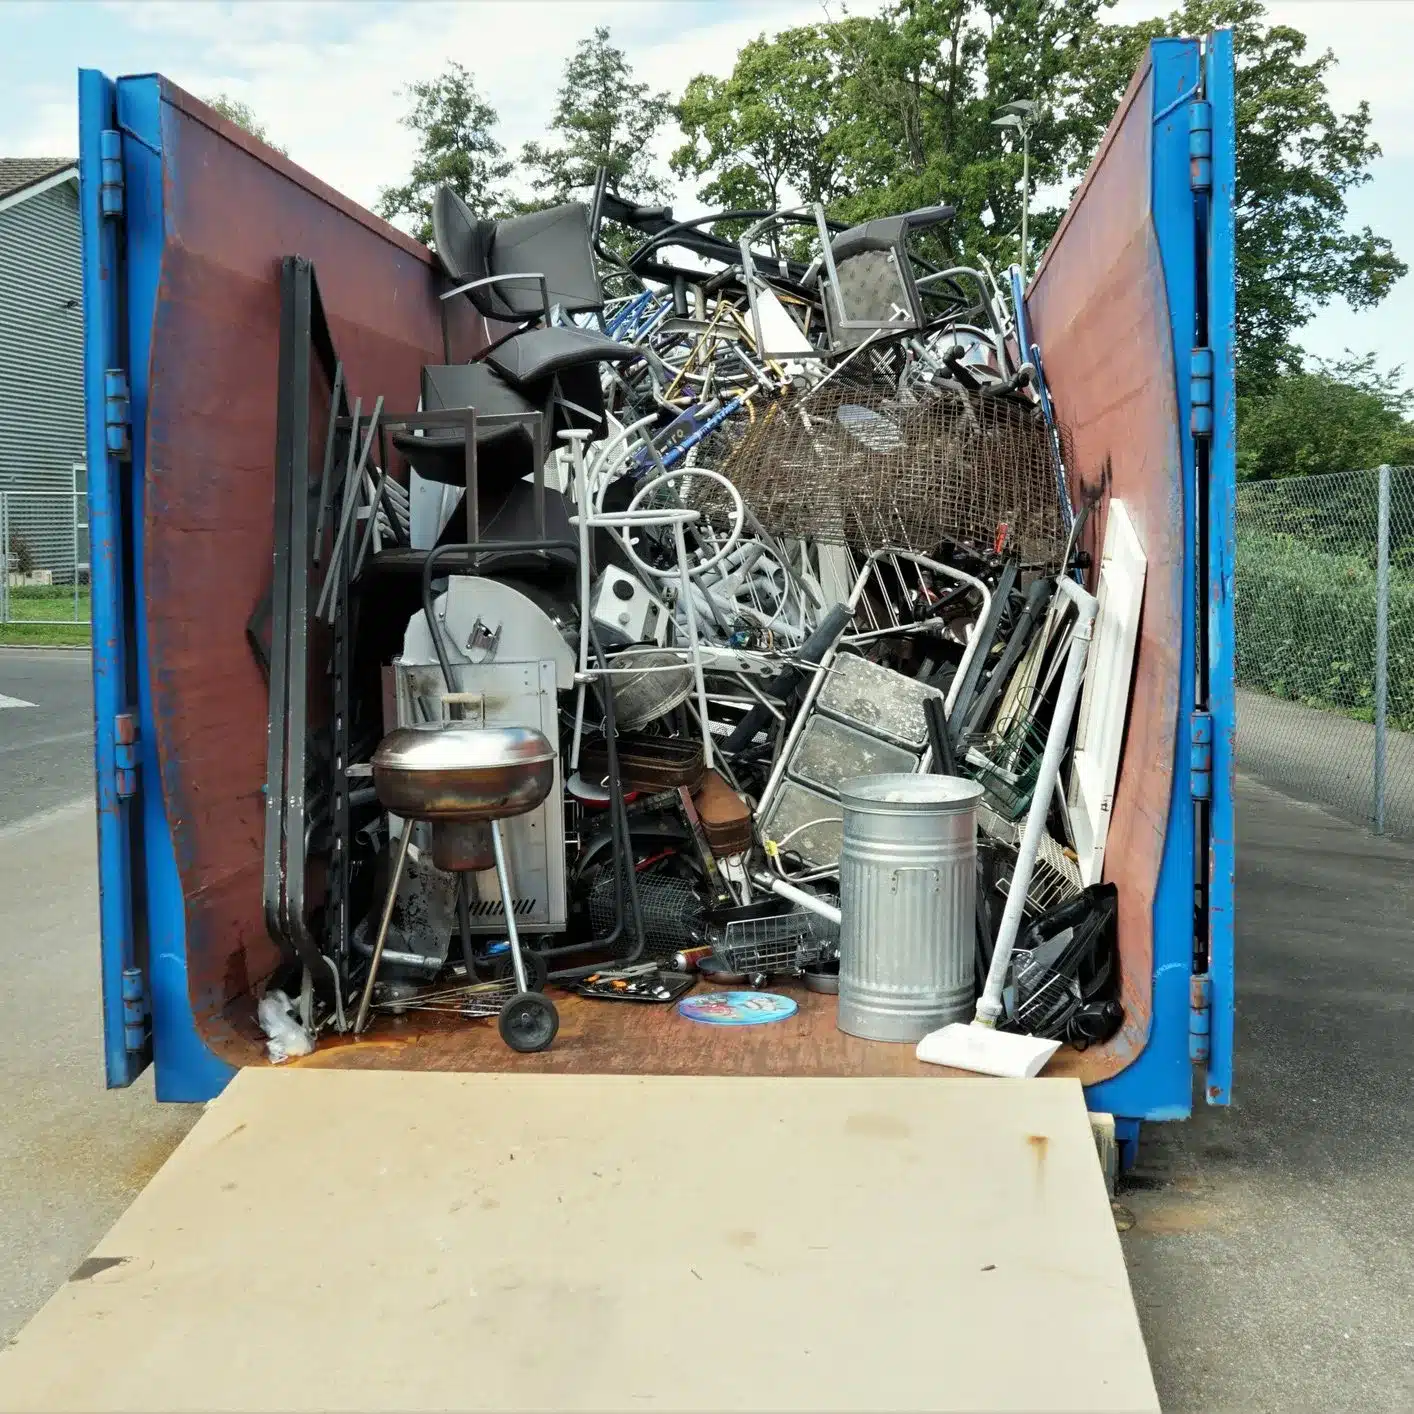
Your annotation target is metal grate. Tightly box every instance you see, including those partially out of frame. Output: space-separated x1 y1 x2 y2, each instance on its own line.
711 378 1071 567
718 907 840 974
979 804 1083 919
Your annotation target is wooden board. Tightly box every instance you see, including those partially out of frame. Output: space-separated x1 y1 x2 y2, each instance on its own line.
293 980 1104 1082
0 1070 1157 1413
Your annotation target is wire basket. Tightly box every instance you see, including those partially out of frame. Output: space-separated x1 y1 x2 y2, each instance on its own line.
978 804 1083 919
964 709 1048 821
718 907 840 975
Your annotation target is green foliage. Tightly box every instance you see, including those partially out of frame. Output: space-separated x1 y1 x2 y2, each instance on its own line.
521 27 670 206
376 63 513 243
671 1 1105 268
1235 526 1414 729
204 94 288 155
672 23 864 214
1068 0 1404 392
1237 354 1414 480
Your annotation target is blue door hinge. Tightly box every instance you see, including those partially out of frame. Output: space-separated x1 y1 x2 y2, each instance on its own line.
114 711 140 800
99 129 124 217
1190 710 1212 801
121 967 149 1055
1189 973 1211 1064
104 369 131 460
1190 348 1214 438
1189 100 1213 193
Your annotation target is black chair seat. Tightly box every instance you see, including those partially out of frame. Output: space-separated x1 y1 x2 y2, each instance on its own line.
486 326 644 388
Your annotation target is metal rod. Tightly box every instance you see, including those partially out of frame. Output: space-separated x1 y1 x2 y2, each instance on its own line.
491 819 530 993
353 821 414 1033
1374 462 1391 835
975 576 1098 1027
673 516 715 770
312 362 344 563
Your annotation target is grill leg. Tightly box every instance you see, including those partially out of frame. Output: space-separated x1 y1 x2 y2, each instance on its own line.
491 819 529 993
353 823 413 1033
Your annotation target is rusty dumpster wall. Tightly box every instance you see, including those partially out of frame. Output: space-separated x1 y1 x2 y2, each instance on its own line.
142 84 482 1058
1026 54 1188 1081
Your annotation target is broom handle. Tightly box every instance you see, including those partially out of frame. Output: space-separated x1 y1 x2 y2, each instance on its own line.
974 576 1097 1027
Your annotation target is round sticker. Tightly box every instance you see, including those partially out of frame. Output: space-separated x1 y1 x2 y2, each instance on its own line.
677 991 799 1026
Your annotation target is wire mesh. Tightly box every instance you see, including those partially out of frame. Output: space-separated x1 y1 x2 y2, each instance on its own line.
707 379 1071 568
978 804 1083 918
1235 466 1414 836
718 907 840 974
0 483 91 631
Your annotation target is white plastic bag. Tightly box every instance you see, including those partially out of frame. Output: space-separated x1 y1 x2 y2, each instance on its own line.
257 988 315 1063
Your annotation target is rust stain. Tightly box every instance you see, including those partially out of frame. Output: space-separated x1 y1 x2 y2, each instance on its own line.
844 1111 911 1140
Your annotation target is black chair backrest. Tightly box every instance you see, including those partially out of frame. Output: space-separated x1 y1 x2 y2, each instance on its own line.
432 187 602 322
823 204 956 346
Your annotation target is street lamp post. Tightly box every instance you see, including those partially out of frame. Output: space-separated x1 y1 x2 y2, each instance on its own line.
993 99 1038 279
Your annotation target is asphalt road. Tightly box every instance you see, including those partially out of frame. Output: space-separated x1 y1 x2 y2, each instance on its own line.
1 650 1411 1408
0 648 94 828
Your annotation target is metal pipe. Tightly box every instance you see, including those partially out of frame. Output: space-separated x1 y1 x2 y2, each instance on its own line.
491 819 530 994
353 822 414 1033
974 576 1098 1027
1375 463 1391 834
752 873 843 926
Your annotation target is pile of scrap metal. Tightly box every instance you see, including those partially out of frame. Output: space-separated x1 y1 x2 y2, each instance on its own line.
252 174 1144 1058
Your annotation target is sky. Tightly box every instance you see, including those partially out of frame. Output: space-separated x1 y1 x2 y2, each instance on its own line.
2 0 1412 374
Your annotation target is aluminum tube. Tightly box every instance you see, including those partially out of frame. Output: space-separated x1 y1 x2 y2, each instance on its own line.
974 575 1098 1026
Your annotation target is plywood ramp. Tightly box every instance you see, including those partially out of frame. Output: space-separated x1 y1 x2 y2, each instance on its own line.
0 1070 1157 1414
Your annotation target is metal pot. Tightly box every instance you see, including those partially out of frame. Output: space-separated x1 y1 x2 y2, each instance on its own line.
371 723 556 822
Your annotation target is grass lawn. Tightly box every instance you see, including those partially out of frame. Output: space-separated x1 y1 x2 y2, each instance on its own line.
1 585 91 647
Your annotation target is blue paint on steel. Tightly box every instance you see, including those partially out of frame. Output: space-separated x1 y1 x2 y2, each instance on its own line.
114 74 236 1103
1084 37 1205 1128
1202 27 1237 1107
98 128 124 216
80 68 147 1089
1113 1117 1141 1173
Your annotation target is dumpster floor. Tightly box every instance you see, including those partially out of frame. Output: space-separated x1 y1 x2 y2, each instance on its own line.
296 978 1100 1082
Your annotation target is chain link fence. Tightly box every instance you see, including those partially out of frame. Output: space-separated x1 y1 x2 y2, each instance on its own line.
0 476 91 634
1235 465 1414 836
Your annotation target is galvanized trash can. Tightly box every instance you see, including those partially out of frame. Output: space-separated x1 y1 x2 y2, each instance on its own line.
837 774 983 1042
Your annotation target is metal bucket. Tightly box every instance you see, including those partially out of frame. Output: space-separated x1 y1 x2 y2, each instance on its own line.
837 774 983 1043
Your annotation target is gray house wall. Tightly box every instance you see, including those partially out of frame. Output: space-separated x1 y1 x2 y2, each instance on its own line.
0 178 85 579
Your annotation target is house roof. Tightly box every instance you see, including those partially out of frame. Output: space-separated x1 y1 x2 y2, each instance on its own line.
0 158 76 201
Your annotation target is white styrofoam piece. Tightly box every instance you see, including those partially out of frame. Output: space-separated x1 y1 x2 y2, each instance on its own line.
916 1022 1062 1078
1067 499 1146 886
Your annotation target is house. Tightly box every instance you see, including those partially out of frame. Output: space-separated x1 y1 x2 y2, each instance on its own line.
0 157 87 582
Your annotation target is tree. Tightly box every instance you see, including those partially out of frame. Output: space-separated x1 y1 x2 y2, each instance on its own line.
1069 0 1405 393
1237 353 1414 481
376 63 513 244
669 1 1105 267
521 27 670 204
672 24 863 215
204 94 287 155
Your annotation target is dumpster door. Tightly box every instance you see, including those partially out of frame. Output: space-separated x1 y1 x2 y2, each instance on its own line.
1196 27 1237 1105
78 69 150 1088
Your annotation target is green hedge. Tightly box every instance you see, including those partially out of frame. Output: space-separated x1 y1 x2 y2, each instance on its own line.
1234 528 1414 730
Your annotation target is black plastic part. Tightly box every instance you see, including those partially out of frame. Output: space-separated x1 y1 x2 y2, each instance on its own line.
499 992 560 1053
